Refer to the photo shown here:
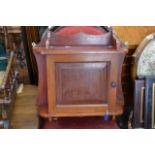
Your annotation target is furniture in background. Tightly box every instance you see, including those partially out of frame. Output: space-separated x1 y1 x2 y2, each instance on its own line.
0 27 39 128
114 27 155 106
0 27 20 128
21 26 40 84
33 26 127 122
113 26 155 128
0 26 30 84
0 52 18 128
132 33 155 128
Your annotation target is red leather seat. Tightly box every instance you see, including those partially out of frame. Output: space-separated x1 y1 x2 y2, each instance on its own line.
54 26 106 35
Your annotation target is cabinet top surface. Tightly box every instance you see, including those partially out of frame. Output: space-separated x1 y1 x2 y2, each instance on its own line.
33 46 125 55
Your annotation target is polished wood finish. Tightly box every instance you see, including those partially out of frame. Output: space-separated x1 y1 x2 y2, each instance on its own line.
33 26 127 120
46 50 122 117
55 62 109 105
40 31 112 46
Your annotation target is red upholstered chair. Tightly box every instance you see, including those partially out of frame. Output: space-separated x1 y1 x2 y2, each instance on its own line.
33 26 127 124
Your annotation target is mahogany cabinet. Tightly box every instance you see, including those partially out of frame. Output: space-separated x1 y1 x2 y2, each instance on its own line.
33 26 127 120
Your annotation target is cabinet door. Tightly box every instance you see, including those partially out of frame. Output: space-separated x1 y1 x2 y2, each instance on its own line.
55 62 110 105
46 53 119 117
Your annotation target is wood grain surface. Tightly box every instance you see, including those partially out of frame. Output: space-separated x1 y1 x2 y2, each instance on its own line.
10 85 39 129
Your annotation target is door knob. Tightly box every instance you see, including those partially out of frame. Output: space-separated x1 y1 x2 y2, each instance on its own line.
111 82 117 88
